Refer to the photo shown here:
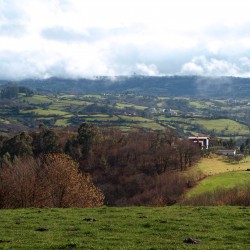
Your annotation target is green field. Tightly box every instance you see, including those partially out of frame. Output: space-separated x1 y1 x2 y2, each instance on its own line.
116 103 147 110
194 119 249 134
21 108 70 116
186 171 250 198
22 95 54 104
0 206 249 249
0 118 10 124
157 117 249 136
189 101 210 109
83 114 118 121
133 122 165 131
54 119 71 127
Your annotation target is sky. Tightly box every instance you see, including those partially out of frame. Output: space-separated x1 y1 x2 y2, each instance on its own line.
1 0 250 79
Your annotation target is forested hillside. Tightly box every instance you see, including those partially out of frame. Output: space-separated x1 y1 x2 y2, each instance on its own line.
1 76 250 98
0 124 200 208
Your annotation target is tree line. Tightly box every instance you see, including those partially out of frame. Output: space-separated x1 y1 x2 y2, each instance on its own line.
0 124 201 208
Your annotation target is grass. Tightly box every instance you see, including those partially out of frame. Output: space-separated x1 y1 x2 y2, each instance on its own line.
55 100 92 106
0 118 10 124
116 103 147 110
82 94 103 99
183 155 250 199
22 95 54 104
197 155 250 175
54 119 71 127
195 119 249 135
133 122 165 131
81 114 119 122
21 108 70 116
157 117 249 135
187 171 250 198
85 117 119 122
189 101 210 109
0 206 249 249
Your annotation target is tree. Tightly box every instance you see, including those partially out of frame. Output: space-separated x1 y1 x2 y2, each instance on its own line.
0 157 39 208
163 127 178 146
32 128 62 155
176 140 200 171
0 85 19 99
64 137 81 160
1 132 33 160
77 123 99 159
0 154 104 208
39 154 104 208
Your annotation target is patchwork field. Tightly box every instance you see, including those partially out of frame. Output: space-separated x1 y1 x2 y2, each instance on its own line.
1 91 250 139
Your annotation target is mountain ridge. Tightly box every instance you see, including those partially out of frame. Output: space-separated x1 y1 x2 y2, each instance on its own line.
0 75 250 98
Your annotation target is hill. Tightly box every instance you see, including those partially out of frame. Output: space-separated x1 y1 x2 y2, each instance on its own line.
1 75 250 98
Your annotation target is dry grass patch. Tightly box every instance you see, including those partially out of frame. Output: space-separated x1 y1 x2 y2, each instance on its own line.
197 155 250 176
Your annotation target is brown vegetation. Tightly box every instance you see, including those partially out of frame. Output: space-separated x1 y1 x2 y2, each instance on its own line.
0 123 201 207
0 154 104 209
183 184 250 206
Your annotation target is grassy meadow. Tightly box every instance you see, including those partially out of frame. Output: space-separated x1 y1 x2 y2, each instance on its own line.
157 117 249 136
0 206 249 249
197 155 250 175
186 171 250 198
183 155 250 203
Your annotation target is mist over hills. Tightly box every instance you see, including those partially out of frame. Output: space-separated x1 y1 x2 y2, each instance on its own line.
0 76 250 98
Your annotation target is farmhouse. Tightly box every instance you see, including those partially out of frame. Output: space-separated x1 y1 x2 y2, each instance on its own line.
188 136 209 149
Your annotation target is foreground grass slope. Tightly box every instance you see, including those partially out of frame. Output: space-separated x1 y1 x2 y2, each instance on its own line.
0 206 249 249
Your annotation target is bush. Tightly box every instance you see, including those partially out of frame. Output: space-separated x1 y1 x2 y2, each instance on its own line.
183 184 250 206
0 154 104 208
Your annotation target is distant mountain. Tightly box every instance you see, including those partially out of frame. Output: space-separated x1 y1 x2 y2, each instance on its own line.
1 76 250 98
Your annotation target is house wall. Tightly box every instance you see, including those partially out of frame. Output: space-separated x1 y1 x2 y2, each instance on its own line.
188 137 209 149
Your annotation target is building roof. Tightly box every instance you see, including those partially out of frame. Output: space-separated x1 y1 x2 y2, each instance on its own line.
188 136 209 140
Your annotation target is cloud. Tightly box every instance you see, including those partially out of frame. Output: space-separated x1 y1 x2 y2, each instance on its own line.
181 56 240 76
0 24 26 37
0 0 25 21
136 63 161 76
41 26 87 42
181 62 204 75
1 0 250 79
41 25 142 43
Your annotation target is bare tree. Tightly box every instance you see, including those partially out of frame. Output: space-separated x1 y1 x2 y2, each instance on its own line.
38 153 104 208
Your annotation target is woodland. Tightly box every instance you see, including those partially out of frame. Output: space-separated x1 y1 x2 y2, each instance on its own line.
0 124 201 208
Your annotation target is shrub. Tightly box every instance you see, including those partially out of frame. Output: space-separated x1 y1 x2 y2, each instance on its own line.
183 184 250 206
0 154 104 208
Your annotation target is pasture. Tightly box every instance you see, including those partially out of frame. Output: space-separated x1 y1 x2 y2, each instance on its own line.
186 171 250 198
157 117 250 136
183 155 250 204
0 206 249 249
197 155 250 175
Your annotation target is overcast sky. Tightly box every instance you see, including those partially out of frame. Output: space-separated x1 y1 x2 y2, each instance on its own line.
1 0 250 79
